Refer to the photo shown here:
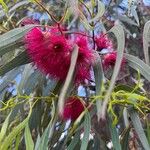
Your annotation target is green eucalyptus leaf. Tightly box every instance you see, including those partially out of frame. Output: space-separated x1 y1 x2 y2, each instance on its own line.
120 126 130 150
118 15 138 26
68 0 93 30
0 111 11 143
0 102 32 150
80 112 91 150
128 108 150 150
35 134 41 150
58 45 78 116
146 121 150 144
67 131 81 150
93 52 103 121
89 1 105 23
130 6 139 26
0 0 8 12
15 133 22 150
108 116 121 150
0 67 23 99
0 51 30 77
0 25 38 56
29 100 43 131
38 101 56 150
18 64 34 94
0 1 29 19
101 24 125 119
143 20 150 65
125 53 150 81
25 123 34 150
114 84 141 94
9 1 29 14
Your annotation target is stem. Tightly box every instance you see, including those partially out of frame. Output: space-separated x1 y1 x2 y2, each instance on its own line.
34 0 58 24
64 31 93 39
58 6 68 24
57 23 63 35
79 0 92 18
92 29 95 49
91 0 96 50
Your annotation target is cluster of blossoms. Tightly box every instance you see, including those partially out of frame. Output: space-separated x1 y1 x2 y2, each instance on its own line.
95 33 126 69
24 20 125 121
25 26 93 84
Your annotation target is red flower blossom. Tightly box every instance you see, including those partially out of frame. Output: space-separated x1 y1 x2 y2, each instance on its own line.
61 96 85 121
25 27 72 80
103 52 126 68
95 34 113 51
25 28 94 83
74 35 93 83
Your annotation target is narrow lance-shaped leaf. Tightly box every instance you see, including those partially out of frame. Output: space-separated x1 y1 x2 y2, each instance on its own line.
0 51 30 77
18 64 34 94
25 123 34 150
143 20 150 65
34 135 41 150
125 53 150 82
80 111 91 150
108 116 122 150
0 67 23 95
130 6 139 26
0 1 29 19
67 0 79 17
0 99 33 150
118 15 138 26
146 121 150 144
9 1 29 14
0 111 12 143
0 0 8 12
15 133 22 150
58 45 78 116
38 100 57 150
93 52 104 121
120 126 130 150
67 131 81 150
89 1 105 23
68 0 93 30
123 108 129 127
0 25 38 56
128 107 150 150
100 24 125 119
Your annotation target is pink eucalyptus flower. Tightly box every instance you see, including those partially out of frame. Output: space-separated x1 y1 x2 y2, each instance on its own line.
74 35 93 83
103 52 126 69
25 28 94 83
61 96 85 121
95 34 113 51
25 27 72 80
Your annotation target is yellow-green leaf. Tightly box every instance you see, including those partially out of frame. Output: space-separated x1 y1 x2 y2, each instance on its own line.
0 111 11 143
0 0 8 12
0 102 32 150
25 123 34 150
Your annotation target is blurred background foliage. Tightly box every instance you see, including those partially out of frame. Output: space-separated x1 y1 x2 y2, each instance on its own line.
0 0 150 150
